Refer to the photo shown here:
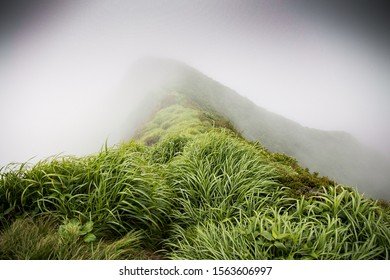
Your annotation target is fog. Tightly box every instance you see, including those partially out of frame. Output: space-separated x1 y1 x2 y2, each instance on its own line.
1 0 390 169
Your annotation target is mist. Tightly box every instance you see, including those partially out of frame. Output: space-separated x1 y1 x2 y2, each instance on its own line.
1 0 390 172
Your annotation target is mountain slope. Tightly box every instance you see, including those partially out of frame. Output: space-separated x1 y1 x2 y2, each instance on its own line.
0 58 389 260
129 58 390 200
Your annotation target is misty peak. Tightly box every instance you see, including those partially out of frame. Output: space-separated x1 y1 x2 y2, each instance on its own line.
126 59 390 200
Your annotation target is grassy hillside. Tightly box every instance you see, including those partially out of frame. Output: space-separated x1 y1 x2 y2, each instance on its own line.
1 94 389 260
130 58 390 200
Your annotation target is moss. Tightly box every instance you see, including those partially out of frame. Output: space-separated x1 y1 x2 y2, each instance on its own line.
264 152 336 198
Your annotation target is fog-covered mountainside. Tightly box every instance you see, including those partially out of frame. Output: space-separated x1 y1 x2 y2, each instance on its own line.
1 57 390 260
129 57 390 200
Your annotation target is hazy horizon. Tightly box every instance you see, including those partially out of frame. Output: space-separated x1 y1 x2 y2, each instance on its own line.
1 0 390 167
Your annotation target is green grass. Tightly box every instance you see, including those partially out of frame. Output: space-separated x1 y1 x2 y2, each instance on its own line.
0 215 153 260
1 96 389 259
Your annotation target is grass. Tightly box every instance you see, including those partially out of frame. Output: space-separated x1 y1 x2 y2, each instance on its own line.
167 186 389 260
166 131 284 226
1 95 389 259
0 215 152 260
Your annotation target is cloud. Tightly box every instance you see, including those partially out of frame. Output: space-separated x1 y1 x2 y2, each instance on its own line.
1 0 389 167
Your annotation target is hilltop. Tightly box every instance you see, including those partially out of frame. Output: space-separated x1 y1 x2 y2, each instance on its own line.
129 58 390 201
0 58 389 259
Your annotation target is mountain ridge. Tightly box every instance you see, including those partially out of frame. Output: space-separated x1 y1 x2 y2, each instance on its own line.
129 57 390 200
1 57 389 260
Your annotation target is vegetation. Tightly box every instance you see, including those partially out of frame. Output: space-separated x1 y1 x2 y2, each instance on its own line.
1 94 389 260
142 58 390 201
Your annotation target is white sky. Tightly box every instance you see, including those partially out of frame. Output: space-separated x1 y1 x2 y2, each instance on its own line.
1 0 389 166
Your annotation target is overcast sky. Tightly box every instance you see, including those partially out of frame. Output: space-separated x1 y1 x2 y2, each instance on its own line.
1 0 390 166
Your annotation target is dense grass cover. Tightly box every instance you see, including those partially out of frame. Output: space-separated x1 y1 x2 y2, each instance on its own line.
1 97 389 259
